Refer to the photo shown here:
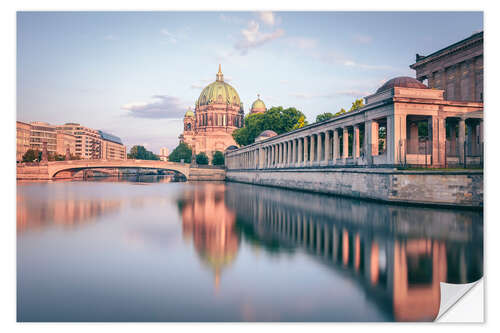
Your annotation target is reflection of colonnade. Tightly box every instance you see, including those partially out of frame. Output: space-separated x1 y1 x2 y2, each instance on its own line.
225 183 483 321
179 184 239 289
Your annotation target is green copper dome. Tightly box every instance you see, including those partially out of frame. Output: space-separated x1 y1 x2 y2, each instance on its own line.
196 65 241 107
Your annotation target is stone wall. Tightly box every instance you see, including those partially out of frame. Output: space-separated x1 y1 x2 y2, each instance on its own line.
226 168 482 208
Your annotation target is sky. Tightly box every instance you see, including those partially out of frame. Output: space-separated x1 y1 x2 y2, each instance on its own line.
17 11 483 153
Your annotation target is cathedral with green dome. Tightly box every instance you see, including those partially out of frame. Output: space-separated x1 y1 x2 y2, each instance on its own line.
179 65 267 160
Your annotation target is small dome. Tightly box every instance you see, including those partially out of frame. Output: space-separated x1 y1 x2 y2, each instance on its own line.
185 108 194 117
376 76 428 94
250 95 266 113
225 145 238 151
255 130 277 142
196 65 241 107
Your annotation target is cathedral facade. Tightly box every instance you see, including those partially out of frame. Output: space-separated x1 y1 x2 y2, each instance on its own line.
179 65 266 160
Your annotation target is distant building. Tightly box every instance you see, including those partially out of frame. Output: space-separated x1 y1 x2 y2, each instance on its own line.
98 130 127 160
410 31 483 102
56 130 77 157
57 123 103 159
29 121 57 154
159 147 169 161
16 121 31 162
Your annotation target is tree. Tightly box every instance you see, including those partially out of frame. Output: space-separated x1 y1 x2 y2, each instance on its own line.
195 152 209 165
232 106 307 146
212 151 225 166
128 145 160 160
292 115 307 130
316 112 335 123
349 98 365 112
168 142 192 163
22 149 39 162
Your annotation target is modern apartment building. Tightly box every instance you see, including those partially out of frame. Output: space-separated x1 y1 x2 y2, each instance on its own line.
56 130 77 157
56 123 103 159
98 130 127 160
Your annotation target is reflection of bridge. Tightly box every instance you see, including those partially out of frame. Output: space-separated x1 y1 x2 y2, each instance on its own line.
16 160 226 181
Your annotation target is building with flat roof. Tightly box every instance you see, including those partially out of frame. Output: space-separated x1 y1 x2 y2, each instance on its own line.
16 121 31 162
56 130 77 157
159 147 169 161
410 31 483 102
29 121 57 155
98 130 127 160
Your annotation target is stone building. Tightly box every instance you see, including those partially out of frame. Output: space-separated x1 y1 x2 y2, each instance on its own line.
29 121 57 155
16 121 31 162
410 31 483 102
180 65 266 161
98 130 127 160
226 76 483 169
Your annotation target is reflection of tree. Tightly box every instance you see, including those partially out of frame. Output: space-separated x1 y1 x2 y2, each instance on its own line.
178 184 239 289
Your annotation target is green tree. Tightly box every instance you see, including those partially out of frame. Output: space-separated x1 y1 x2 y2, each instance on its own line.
22 149 39 162
349 98 365 112
292 115 307 130
168 142 192 163
212 151 225 166
316 112 335 123
195 152 209 165
128 145 160 160
232 106 307 146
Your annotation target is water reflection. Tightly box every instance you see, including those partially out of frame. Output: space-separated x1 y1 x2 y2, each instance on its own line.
177 184 239 289
220 183 483 321
17 178 482 322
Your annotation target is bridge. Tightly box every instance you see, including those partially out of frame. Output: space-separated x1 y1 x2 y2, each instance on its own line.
17 159 226 181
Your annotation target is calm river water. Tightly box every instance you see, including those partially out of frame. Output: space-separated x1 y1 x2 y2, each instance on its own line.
17 177 483 322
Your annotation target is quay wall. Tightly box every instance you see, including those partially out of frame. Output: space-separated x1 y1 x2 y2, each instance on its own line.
226 168 483 208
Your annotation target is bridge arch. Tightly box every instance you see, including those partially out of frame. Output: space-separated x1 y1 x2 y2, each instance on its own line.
47 160 191 179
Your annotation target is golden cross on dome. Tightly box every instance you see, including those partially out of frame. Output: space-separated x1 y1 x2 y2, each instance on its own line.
216 64 224 81
257 94 260 99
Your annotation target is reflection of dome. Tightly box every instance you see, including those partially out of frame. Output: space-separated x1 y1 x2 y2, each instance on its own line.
196 65 241 107
250 95 266 114
376 76 428 94
185 108 194 117
255 130 277 142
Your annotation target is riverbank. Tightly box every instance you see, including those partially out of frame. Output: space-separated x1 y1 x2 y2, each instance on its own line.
226 167 483 208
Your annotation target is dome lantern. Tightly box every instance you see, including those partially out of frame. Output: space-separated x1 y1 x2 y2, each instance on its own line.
216 64 224 82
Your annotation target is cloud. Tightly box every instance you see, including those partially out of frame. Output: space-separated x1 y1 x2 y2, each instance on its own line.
319 51 394 70
353 34 373 44
291 89 369 100
287 37 317 50
104 34 118 41
121 95 186 119
235 20 285 55
161 29 177 43
257 11 277 26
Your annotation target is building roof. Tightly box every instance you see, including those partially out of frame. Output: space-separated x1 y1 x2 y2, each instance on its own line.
251 95 266 111
410 31 483 68
98 130 123 145
185 108 194 117
196 65 241 107
376 76 428 94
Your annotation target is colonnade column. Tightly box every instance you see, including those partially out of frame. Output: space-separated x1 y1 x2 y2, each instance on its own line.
303 136 309 165
292 139 296 166
324 131 331 164
353 125 360 158
333 129 339 162
458 118 466 164
309 135 315 164
316 133 323 164
343 127 349 158
371 121 379 156
297 137 303 165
